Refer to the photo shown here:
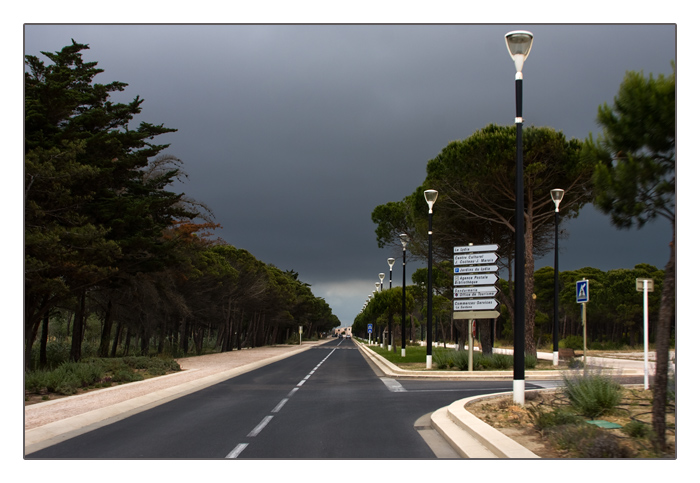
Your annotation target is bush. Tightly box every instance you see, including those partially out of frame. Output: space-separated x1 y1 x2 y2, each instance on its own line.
622 420 652 439
581 432 634 458
527 405 583 430
560 335 583 350
562 371 622 418
433 350 455 369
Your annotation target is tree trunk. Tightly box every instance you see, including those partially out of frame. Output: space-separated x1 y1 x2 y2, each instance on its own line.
478 319 493 355
39 311 50 367
652 231 675 453
98 300 113 358
70 290 86 362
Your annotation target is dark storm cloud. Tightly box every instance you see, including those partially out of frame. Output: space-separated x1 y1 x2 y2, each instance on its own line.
22 24 677 324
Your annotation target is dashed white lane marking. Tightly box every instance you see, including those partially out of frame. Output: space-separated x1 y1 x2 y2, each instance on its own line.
271 398 289 413
227 345 339 458
226 443 248 459
247 415 274 437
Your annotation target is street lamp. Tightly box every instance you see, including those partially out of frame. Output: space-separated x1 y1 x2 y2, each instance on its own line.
424 189 438 369
551 189 564 366
399 234 410 357
379 272 385 291
505 29 533 406
387 258 395 288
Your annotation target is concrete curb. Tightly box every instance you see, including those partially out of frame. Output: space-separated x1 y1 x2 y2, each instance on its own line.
432 393 539 458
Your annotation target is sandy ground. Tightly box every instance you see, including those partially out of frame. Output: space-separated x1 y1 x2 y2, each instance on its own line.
25 344 319 431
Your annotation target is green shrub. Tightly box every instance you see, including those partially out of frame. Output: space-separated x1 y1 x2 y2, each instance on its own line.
622 420 652 439
581 432 634 458
562 371 622 418
560 335 583 350
432 350 455 369
527 405 583 430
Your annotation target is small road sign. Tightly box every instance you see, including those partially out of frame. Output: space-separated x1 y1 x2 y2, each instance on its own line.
367 324 373 333
454 265 499 274
636 278 654 292
454 286 499 298
454 299 500 311
454 244 499 253
454 252 499 266
454 273 499 286
576 279 589 303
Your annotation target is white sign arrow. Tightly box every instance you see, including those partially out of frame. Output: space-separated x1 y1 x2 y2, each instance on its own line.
454 265 499 274
454 274 499 286
454 252 499 266
454 286 499 298
454 298 500 311
454 244 499 253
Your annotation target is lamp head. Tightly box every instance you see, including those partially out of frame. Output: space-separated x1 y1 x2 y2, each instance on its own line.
379 273 385 282
505 30 533 76
399 233 409 248
550 189 565 212
424 189 438 213
387 258 395 269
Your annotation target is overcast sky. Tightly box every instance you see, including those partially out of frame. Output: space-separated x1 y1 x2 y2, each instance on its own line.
21 22 679 326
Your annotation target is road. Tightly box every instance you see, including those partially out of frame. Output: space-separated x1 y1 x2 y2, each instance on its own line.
27 338 546 459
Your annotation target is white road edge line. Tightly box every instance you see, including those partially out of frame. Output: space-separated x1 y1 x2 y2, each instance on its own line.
247 415 274 437
226 443 248 459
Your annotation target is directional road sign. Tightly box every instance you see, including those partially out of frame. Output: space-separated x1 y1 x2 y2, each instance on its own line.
367 323 373 333
454 273 499 286
576 279 589 303
454 286 499 298
454 265 499 274
454 244 499 253
454 252 499 266
454 310 500 320
454 298 500 311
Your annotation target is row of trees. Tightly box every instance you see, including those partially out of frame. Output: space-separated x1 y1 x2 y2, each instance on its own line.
25 41 338 370
369 65 675 450
354 263 666 352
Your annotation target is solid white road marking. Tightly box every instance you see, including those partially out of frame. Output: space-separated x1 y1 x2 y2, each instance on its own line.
380 378 407 392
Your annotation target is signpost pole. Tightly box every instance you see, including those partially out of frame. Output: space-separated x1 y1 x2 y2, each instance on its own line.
643 279 649 389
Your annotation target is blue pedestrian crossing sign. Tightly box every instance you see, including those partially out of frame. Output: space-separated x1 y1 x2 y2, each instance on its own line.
367 324 373 333
576 280 589 303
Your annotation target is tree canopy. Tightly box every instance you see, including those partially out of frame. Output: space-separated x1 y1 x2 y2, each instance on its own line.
372 124 593 354
25 41 339 369
586 64 675 451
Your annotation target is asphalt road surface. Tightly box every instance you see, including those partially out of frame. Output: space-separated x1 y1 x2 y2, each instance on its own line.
28 338 546 459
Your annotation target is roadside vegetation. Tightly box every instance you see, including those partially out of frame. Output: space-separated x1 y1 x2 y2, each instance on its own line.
25 354 181 402
468 370 675 458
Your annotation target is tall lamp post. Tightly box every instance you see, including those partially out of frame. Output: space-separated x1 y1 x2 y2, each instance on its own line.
505 30 533 406
399 234 409 357
387 258 396 351
424 189 438 369
551 189 564 366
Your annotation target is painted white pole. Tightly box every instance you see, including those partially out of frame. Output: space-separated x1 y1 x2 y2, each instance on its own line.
643 279 649 390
